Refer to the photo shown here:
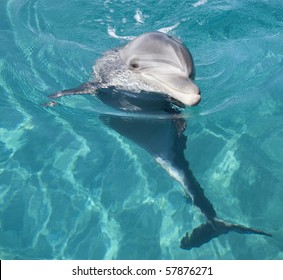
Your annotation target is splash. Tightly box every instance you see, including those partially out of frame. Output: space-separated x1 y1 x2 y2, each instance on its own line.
192 0 208 8
158 23 180 33
107 26 136 41
134 8 145 24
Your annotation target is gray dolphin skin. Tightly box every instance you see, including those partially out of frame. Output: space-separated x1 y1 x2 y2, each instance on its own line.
49 32 201 106
48 32 271 250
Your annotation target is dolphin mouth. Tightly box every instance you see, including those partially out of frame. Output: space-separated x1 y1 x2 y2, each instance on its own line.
142 73 201 106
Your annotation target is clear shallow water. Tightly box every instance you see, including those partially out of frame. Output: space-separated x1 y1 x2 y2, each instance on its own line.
0 0 283 259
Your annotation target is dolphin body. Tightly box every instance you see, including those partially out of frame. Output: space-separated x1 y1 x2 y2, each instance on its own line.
48 32 271 250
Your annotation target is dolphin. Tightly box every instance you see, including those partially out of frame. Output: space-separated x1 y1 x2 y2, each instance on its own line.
49 32 200 106
47 32 271 250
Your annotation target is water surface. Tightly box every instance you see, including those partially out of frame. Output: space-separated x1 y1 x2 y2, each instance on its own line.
0 0 283 259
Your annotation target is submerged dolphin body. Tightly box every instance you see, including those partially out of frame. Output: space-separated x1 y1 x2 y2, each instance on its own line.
48 32 271 250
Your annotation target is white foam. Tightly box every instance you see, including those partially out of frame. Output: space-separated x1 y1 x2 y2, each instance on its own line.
158 22 180 34
134 8 144 24
107 26 136 41
192 0 208 7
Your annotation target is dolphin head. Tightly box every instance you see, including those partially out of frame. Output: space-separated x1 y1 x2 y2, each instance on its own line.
119 32 201 106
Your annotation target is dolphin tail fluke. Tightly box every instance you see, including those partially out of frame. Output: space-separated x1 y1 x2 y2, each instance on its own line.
180 218 272 250
49 82 98 99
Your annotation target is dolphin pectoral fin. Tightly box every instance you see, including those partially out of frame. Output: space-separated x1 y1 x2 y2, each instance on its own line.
180 218 272 250
49 82 98 99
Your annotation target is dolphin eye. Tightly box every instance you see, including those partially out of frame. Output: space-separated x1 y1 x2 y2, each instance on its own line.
130 63 139 69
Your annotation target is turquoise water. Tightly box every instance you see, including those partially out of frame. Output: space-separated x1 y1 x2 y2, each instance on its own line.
1 0 283 260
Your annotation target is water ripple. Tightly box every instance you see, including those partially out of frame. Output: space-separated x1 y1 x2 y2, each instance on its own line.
1 0 283 260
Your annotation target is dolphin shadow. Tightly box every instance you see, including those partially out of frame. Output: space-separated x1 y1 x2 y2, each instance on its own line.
98 89 272 250
47 86 272 250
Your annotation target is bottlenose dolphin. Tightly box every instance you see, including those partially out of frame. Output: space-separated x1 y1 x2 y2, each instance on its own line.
49 32 200 106
47 32 271 250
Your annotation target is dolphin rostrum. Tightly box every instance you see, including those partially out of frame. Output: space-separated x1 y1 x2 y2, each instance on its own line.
47 32 271 250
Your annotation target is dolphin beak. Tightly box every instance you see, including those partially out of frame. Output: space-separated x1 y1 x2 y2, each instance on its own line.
183 92 201 106
149 74 201 106
190 90 201 106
